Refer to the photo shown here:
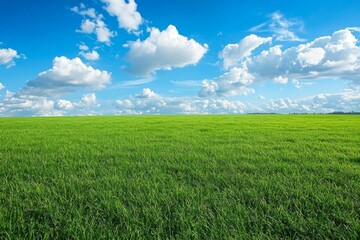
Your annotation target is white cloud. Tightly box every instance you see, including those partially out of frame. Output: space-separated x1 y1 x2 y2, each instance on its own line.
136 88 159 98
115 88 246 114
261 87 360 113
273 76 288 84
251 11 305 42
101 0 143 33
125 25 208 76
0 94 61 116
80 93 98 107
219 34 272 69
79 19 96 33
73 4 115 44
79 50 100 61
258 95 266 100
21 56 111 96
0 83 4 90
297 47 326 66
171 80 202 87
247 28 360 84
0 48 23 67
56 99 73 110
78 43 89 51
200 28 360 97
71 5 97 18
0 92 103 116
199 67 255 97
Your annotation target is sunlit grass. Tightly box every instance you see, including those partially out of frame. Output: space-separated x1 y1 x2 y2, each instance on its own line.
0 115 359 239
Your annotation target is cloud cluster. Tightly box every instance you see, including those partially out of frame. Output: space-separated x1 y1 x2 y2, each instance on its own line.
72 4 115 44
219 34 272 69
115 88 245 114
125 25 208 76
262 87 360 113
247 28 360 83
0 91 60 116
79 50 100 61
0 91 101 116
200 28 360 97
199 67 255 97
0 48 23 68
21 56 111 96
101 0 143 33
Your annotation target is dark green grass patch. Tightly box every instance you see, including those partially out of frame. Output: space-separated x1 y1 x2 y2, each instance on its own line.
0 115 359 239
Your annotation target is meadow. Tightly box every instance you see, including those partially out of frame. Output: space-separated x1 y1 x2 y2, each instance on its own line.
0 115 359 239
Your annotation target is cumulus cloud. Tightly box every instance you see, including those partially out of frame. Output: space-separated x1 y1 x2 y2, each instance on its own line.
115 88 246 114
0 92 102 116
0 48 24 68
101 0 143 33
246 28 360 84
251 11 305 42
73 4 115 44
136 88 159 98
80 93 98 107
56 93 99 112
56 99 73 110
199 67 255 97
78 43 89 51
20 56 111 96
79 50 100 61
219 34 272 69
71 4 97 18
262 87 360 113
0 94 60 116
0 83 4 90
125 25 208 76
200 28 360 97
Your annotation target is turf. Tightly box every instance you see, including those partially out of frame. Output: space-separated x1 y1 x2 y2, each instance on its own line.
0 115 359 239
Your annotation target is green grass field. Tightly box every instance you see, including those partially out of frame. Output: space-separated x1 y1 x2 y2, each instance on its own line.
0 115 359 239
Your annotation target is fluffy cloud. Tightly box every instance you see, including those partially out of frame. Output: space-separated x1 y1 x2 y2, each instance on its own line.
79 50 100 61
125 25 208 76
0 83 4 90
246 28 360 83
56 99 73 110
101 0 143 33
0 93 60 116
219 34 272 69
56 93 99 112
0 48 24 68
0 92 102 116
21 56 111 96
251 11 305 42
80 93 97 107
115 88 245 114
73 4 115 44
78 43 89 51
262 87 360 113
199 67 255 97
71 4 97 18
200 28 360 97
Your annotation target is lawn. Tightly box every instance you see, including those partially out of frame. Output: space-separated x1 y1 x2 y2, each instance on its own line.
0 115 359 239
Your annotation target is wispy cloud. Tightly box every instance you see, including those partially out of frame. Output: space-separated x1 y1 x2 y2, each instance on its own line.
171 80 202 87
250 11 305 42
108 78 155 89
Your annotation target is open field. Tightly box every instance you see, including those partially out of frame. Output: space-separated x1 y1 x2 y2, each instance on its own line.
0 115 359 239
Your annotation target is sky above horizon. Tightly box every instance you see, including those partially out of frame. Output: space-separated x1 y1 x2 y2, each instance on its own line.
1 0 360 116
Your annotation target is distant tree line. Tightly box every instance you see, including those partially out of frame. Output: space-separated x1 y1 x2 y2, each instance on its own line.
327 111 360 115
246 111 360 115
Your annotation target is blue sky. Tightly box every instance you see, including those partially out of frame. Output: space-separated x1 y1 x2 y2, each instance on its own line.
0 0 360 116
